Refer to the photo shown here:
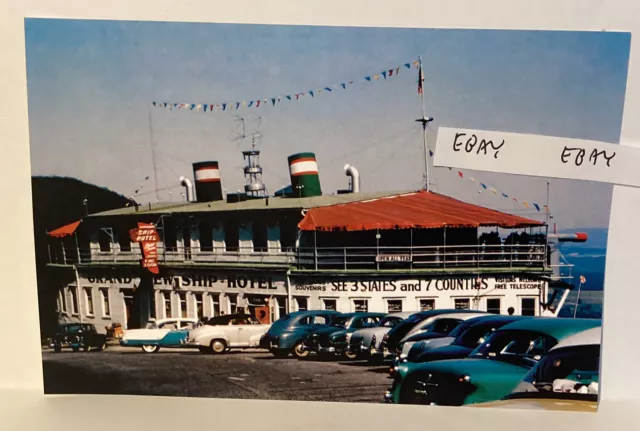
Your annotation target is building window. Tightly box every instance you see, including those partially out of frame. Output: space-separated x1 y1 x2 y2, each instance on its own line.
225 220 239 252
98 230 112 252
199 221 214 252
163 292 171 318
277 297 287 319
178 293 188 318
70 287 79 314
252 220 268 252
118 232 131 252
195 294 204 319
280 222 297 252
353 299 368 312
454 298 470 310
210 294 221 316
521 297 537 316
149 291 156 320
323 299 337 311
295 297 308 311
83 287 94 315
387 299 403 313
419 299 435 311
228 294 238 314
57 289 67 313
100 288 110 317
486 298 501 314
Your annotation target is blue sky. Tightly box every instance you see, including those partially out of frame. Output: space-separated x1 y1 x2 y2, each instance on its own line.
24 20 630 229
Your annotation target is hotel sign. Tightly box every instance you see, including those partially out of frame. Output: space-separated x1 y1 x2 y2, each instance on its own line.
129 222 161 274
376 254 412 263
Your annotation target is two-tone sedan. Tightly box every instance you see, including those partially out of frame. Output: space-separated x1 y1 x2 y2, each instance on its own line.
472 326 601 412
384 317 601 406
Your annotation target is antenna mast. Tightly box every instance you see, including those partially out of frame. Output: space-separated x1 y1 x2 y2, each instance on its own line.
415 56 434 192
147 106 160 203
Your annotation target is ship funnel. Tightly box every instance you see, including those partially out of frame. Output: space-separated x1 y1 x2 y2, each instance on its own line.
192 161 223 202
344 164 360 193
288 152 321 197
179 176 195 202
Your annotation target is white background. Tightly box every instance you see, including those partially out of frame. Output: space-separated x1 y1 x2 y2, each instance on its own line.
1 0 639 430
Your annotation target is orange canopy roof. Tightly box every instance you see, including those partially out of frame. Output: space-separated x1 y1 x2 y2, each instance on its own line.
48 220 81 238
298 191 544 232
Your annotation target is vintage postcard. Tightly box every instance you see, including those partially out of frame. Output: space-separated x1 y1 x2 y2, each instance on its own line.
26 19 629 411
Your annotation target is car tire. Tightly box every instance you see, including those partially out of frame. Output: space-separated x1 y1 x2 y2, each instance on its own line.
142 345 160 354
292 341 309 359
344 350 358 360
72 347 80 352
96 343 106 352
54 345 62 353
210 339 227 354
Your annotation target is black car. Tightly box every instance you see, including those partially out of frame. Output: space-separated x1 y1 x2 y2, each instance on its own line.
51 323 107 352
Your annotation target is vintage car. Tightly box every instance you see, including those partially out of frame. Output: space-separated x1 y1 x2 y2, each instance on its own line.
395 312 489 362
119 317 199 353
302 312 387 360
406 315 532 364
381 309 484 356
384 317 601 406
347 312 414 363
260 310 342 358
472 326 600 412
187 314 271 354
51 323 107 353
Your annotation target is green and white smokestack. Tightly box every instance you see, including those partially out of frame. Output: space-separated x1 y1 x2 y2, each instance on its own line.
288 152 322 197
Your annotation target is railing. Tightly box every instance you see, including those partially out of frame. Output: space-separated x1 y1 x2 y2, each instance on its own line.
48 243 548 272
297 244 547 271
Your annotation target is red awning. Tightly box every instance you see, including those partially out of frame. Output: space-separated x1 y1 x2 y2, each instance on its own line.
298 191 544 232
47 220 81 238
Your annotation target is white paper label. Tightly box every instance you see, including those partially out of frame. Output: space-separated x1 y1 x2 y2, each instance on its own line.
432 127 639 187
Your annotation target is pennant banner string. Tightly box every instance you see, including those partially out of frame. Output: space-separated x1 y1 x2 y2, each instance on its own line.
453 168 549 214
151 60 421 112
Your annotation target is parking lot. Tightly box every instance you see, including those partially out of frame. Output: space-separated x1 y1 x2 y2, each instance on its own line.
42 347 390 403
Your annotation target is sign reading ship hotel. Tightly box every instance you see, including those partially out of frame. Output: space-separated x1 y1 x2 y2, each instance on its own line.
44 150 586 332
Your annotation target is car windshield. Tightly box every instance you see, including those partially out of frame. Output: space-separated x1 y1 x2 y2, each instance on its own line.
511 345 600 397
454 322 504 348
330 316 349 327
447 322 472 339
379 316 402 328
469 329 557 367
63 325 85 333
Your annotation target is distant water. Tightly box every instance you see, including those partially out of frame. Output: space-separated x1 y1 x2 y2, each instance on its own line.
557 290 603 319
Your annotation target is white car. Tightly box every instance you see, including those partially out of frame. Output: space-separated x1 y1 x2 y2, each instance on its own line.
347 312 414 363
119 317 199 353
187 313 271 354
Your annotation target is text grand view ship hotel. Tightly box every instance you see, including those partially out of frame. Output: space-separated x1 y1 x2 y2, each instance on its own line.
43 59 587 332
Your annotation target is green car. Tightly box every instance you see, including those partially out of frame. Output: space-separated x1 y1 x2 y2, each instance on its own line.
384 317 601 406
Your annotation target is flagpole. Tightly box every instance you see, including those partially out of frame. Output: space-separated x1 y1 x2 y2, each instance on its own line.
573 277 584 318
415 56 433 192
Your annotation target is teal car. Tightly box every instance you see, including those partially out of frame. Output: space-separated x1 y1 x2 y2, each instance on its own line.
260 310 342 358
119 317 200 353
384 317 601 406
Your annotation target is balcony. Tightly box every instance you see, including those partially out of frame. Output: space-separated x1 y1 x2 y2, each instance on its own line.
47 243 549 274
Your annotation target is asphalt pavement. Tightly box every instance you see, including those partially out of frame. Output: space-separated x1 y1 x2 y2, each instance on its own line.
42 346 391 403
